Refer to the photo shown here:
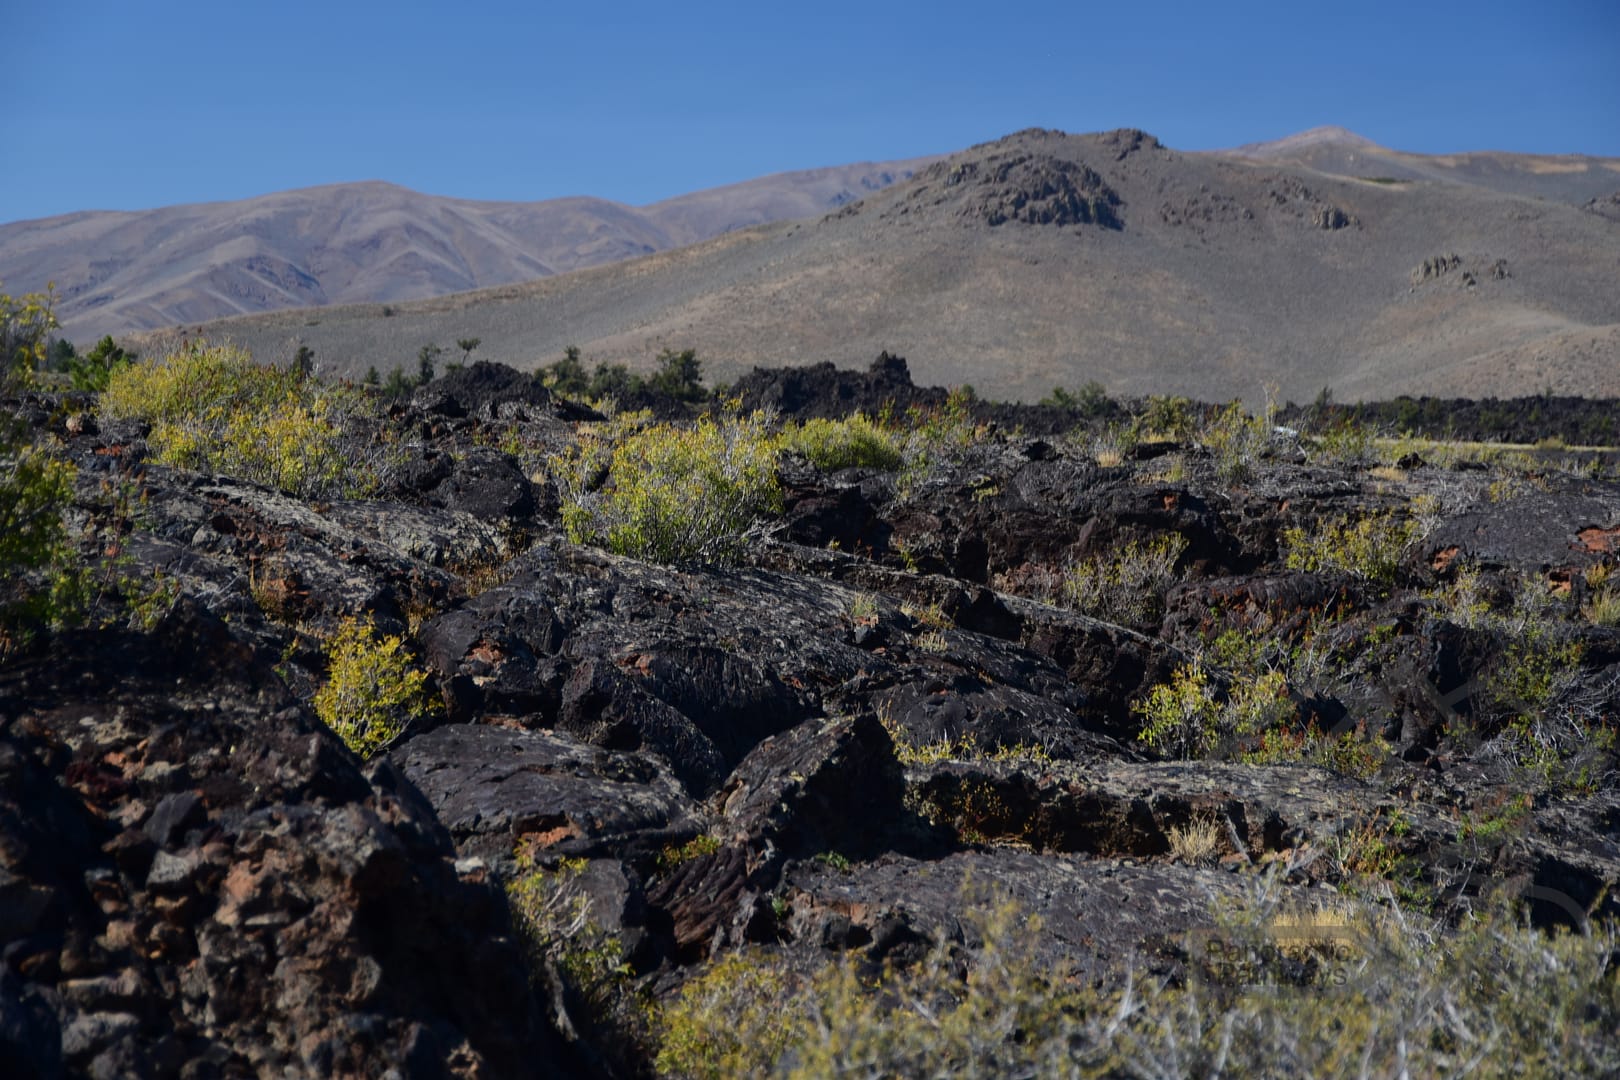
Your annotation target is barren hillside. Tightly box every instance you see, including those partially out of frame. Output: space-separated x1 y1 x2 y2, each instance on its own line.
0 159 934 341
191 127 1620 403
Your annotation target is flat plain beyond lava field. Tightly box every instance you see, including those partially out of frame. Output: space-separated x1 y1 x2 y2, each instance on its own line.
178 127 1620 405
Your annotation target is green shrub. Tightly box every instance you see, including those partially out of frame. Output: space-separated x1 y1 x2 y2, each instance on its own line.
782 413 904 472
1041 380 1114 417
0 420 85 654
508 847 648 1067
1282 510 1419 590
1489 625 1584 721
68 336 135 392
1199 398 1273 484
1133 659 1223 758
1481 620 1613 792
312 616 432 757
651 889 1620 1079
558 411 782 565
1311 418 1376 466
100 340 380 498
1061 533 1187 625
905 385 987 449
1 282 58 392
1137 393 1198 441
1133 659 1295 760
656 834 722 871
1177 627 1388 776
879 706 1050 767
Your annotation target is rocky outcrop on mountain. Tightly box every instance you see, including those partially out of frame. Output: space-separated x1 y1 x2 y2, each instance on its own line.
1411 253 1463 285
896 148 1124 229
1312 204 1354 230
1408 252 1510 290
1263 176 1357 231
1583 191 1620 223
1159 189 1255 231
6 358 1620 1075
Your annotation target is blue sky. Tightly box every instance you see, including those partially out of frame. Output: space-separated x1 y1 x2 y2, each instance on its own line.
4 0 1617 222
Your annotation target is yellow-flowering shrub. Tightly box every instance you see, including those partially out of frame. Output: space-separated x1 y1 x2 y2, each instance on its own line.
101 340 377 498
1282 511 1419 590
1062 533 1187 625
312 616 432 757
655 952 798 1079
1134 659 1295 760
782 413 904 472
652 893 1620 1079
558 411 783 565
507 845 647 1068
0 424 85 654
1 282 59 391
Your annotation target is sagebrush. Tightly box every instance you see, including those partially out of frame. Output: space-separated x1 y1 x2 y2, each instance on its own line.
558 411 783 565
100 340 384 498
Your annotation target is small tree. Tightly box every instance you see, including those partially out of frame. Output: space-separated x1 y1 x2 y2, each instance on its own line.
649 347 706 402
417 343 441 385
47 339 77 372
68 336 136 392
548 345 589 396
588 362 637 401
456 337 481 365
383 367 415 398
292 344 316 380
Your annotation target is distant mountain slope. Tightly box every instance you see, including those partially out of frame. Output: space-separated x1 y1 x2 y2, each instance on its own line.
191 127 1620 404
1226 126 1620 203
0 159 935 340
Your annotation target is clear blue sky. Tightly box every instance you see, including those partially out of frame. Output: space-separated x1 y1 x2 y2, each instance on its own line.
5 0 1617 223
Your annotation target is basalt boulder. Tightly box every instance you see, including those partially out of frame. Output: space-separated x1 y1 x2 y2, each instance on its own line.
0 604 570 1078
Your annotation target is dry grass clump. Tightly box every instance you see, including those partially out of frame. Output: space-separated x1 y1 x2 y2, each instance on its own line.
653 885 1620 1079
1167 815 1223 866
1585 563 1620 627
1062 533 1188 625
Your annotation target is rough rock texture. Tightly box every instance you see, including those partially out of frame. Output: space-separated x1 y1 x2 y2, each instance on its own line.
901 145 1125 229
1585 191 1620 223
8 360 1620 1075
782 850 1250 980
0 608 567 1078
730 352 943 420
411 361 556 421
1427 487 1619 573
393 725 703 873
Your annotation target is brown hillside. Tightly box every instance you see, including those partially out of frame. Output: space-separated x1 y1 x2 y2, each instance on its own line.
189 127 1620 403
0 159 935 341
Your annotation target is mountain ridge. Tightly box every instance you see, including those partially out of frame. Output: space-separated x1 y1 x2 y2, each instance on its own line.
0 157 939 340
179 126 1620 404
